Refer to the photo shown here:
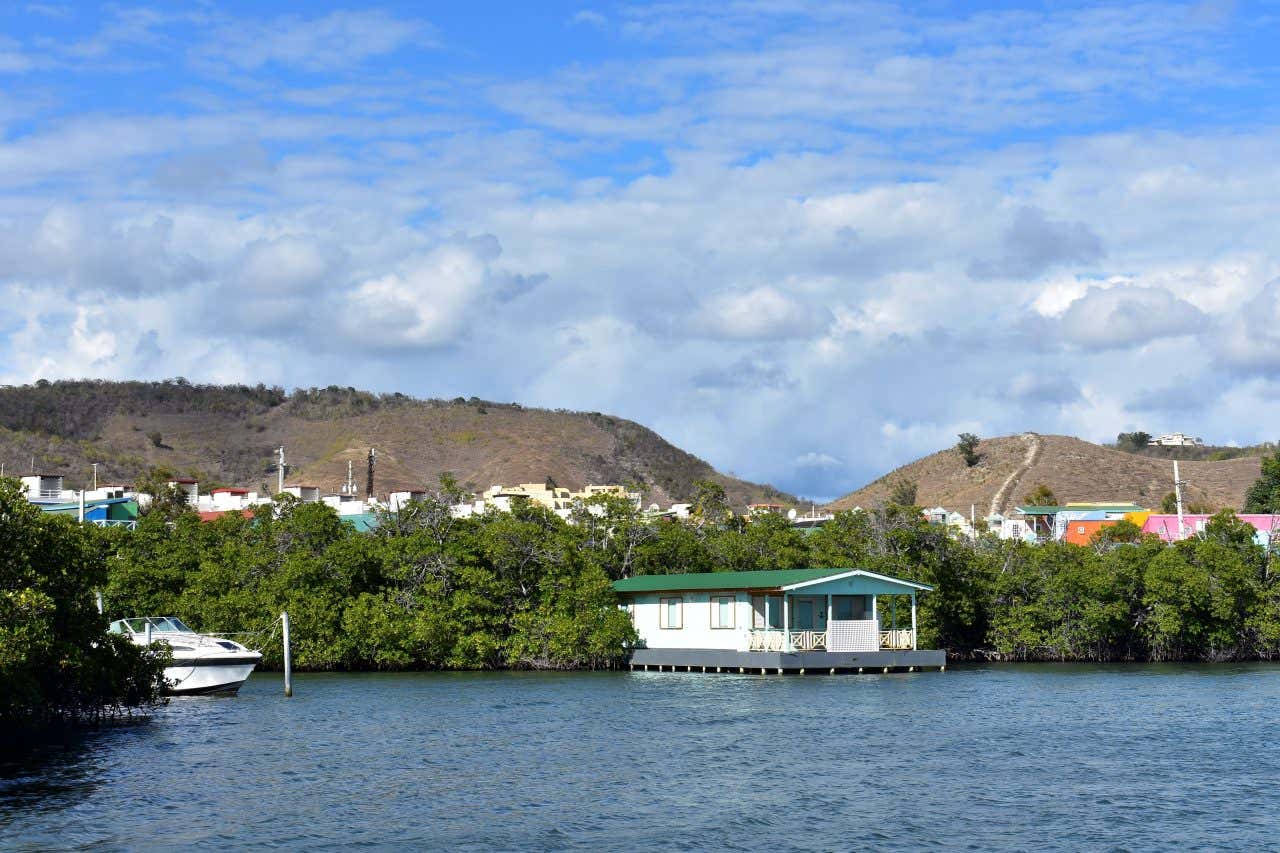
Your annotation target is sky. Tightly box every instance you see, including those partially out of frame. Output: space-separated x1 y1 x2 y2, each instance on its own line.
3 1 1280 500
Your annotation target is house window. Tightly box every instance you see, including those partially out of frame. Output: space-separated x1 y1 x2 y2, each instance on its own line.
751 595 783 628
711 595 735 629
832 595 868 620
659 597 683 629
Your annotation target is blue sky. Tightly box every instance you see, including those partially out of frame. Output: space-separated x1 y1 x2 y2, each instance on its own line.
4 1 1280 500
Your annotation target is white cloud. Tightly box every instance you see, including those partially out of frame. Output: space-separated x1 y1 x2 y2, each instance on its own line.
569 10 608 29
690 286 831 341
339 238 528 350
794 451 844 469
1056 285 1205 350
1215 278 1280 374
198 10 431 73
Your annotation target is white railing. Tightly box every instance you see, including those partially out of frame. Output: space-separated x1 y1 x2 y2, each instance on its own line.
880 629 915 650
749 626 914 651
747 629 785 651
789 630 827 651
747 629 828 651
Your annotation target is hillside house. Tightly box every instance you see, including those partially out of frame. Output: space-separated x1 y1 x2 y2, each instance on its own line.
1141 514 1279 547
283 485 321 502
20 474 70 502
388 489 430 511
1149 433 1204 447
1062 514 1117 546
1013 503 1146 542
166 478 199 506
37 496 139 527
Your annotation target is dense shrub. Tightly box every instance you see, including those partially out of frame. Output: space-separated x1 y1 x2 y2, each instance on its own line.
0 480 166 736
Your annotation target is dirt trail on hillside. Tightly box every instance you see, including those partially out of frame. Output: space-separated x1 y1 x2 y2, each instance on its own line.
989 432 1042 516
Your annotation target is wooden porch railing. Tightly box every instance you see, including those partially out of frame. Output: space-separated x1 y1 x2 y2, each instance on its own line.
749 628 914 651
789 630 827 651
880 629 915 650
747 629 785 651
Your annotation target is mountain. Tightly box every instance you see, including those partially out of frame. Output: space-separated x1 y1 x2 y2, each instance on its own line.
828 433 1264 515
0 380 794 508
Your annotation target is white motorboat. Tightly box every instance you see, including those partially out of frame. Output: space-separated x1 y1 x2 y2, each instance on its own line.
109 616 262 695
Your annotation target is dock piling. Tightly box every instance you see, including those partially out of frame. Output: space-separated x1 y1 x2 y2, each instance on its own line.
281 611 293 697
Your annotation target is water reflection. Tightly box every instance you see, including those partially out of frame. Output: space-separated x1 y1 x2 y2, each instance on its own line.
0 729 116 816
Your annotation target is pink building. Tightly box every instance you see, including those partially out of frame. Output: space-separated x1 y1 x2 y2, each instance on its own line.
1141 514 1280 544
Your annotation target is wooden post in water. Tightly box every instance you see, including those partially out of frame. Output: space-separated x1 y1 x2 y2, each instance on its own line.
281 611 293 697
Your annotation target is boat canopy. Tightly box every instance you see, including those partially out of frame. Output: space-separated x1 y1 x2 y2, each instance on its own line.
109 616 194 634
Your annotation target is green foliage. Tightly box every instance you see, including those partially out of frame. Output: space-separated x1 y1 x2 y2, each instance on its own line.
690 479 733 527
104 492 638 672
133 467 196 520
1244 448 1280 513
886 478 918 507
1161 490 1215 514
1022 484 1057 506
89 474 1280 668
0 479 166 734
956 433 981 467
1090 519 1143 550
0 379 285 440
1116 431 1153 452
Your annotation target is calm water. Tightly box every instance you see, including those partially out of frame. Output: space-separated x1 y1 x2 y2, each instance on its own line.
2 665 1279 850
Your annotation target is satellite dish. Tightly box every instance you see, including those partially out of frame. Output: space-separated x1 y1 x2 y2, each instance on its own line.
787 508 797 520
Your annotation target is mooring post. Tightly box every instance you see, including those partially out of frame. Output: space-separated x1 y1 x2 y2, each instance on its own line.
281 611 293 697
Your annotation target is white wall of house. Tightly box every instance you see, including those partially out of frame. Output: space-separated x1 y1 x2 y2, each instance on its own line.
629 592 753 650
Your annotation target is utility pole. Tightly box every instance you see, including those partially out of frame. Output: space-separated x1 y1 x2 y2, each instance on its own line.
366 448 376 502
1173 461 1187 541
277 446 286 495
92 463 99 491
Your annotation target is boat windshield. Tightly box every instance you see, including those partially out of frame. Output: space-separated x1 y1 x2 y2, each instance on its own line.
111 617 194 634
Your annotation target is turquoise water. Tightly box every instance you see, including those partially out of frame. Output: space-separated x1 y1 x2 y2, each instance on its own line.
3 665 1278 850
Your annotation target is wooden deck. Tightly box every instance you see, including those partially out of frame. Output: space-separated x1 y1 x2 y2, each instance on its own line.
626 647 946 674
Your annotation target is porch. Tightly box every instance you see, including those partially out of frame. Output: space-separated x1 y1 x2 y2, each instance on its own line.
747 625 918 652
744 584 920 653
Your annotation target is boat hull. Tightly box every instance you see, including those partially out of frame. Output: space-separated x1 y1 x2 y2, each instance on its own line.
164 656 260 696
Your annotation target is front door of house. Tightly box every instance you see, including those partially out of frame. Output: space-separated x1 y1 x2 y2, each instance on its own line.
794 598 815 630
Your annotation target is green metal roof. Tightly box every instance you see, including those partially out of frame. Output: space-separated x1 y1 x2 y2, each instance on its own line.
1016 503 1144 515
614 568 857 593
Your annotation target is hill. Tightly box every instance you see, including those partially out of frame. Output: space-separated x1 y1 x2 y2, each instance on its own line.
828 433 1264 515
0 380 794 508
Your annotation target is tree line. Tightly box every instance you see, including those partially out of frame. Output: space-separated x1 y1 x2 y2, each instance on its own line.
102 474 1280 668
9 459 1280 735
